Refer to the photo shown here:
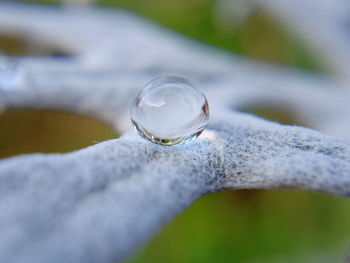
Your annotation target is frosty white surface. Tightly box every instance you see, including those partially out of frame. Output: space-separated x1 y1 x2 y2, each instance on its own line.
131 77 209 145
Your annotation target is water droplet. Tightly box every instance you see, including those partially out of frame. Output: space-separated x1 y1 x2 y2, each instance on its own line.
131 76 209 146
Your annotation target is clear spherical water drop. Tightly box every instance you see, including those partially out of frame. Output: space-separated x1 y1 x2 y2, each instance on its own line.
131 76 209 146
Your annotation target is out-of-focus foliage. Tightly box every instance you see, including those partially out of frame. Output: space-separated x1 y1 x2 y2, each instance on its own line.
128 190 350 263
2 1 349 263
98 0 320 71
0 33 72 56
0 34 28 55
0 109 117 158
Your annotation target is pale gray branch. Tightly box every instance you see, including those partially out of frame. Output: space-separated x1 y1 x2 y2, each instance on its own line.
0 112 349 262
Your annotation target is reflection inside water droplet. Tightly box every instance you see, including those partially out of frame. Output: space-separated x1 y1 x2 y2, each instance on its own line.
131 76 209 146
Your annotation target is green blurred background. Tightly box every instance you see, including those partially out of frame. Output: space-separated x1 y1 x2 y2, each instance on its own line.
1 0 349 262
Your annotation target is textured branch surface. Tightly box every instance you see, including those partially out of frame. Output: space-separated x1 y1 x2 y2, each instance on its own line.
0 2 350 263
